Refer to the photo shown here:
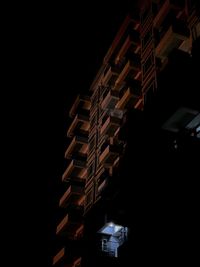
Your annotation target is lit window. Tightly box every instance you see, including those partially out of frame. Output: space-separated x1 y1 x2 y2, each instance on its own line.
98 222 128 257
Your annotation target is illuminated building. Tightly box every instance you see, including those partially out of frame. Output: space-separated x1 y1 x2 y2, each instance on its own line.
53 1 200 266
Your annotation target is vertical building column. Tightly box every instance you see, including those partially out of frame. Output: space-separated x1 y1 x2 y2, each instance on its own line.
140 3 157 104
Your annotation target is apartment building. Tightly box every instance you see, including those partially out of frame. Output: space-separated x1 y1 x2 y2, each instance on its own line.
53 1 200 266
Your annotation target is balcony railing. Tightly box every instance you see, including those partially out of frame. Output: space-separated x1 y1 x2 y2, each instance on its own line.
65 135 88 159
153 0 184 28
62 159 87 182
59 185 85 208
99 143 123 166
100 115 121 137
53 247 65 266
155 22 190 60
102 66 119 86
114 58 141 91
115 32 140 65
53 249 82 267
69 94 91 118
72 257 82 267
116 86 141 109
56 214 84 239
67 114 89 138
101 90 119 110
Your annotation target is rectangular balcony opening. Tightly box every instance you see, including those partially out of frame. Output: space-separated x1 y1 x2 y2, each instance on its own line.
114 55 141 91
59 185 85 208
53 249 81 267
99 143 123 166
102 65 119 86
101 89 119 110
69 95 91 118
116 86 141 110
100 114 121 137
62 160 86 182
115 31 140 65
155 20 190 60
56 213 84 239
67 114 90 138
153 0 184 28
65 135 88 159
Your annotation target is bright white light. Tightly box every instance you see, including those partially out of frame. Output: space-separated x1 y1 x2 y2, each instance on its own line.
98 222 124 235
114 225 122 232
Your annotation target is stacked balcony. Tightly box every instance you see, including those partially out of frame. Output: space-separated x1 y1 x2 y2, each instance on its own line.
69 94 91 118
65 135 88 159
56 213 84 240
99 141 123 167
67 113 90 138
67 94 90 138
101 89 119 110
62 159 87 182
103 15 135 64
53 247 82 267
114 55 141 91
59 185 85 208
116 78 141 109
155 20 190 60
54 95 88 267
153 0 185 29
102 65 119 86
100 113 121 137
115 31 140 65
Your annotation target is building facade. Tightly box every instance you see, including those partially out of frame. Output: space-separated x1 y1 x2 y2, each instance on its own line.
53 1 200 266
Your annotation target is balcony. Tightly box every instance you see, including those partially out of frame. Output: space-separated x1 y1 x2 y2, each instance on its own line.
99 143 123 166
116 86 141 109
102 66 119 86
155 22 190 60
100 115 121 137
65 135 88 159
62 160 87 182
103 15 133 64
56 214 84 239
153 0 184 28
69 95 91 118
59 185 85 208
67 114 89 138
72 257 81 267
115 32 140 65
53 247 65 266
114 58 141 91
53 248 82 267
101 90 119 110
